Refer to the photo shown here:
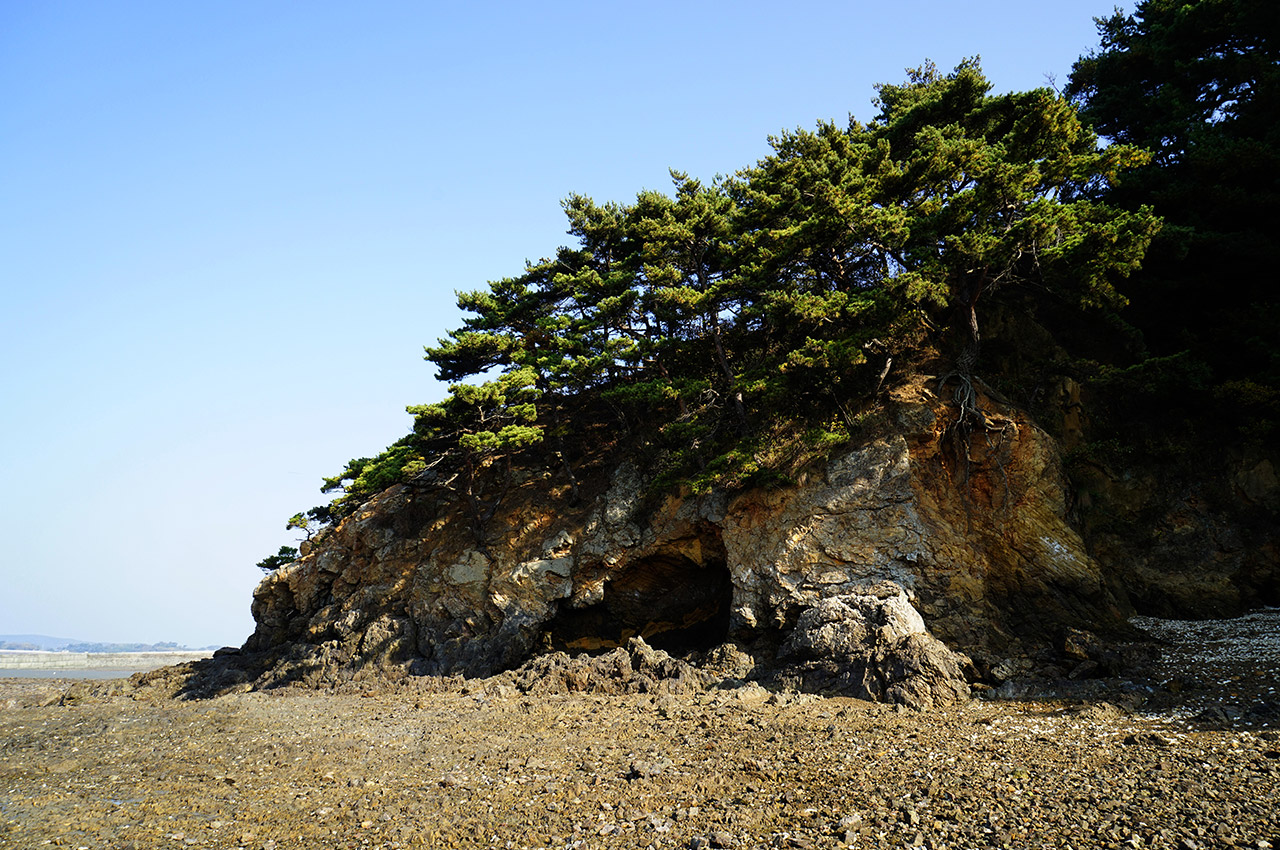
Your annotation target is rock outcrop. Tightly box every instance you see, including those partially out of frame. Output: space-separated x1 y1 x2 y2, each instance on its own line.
505 637 710 696
239 376 1133 704
776 584 971 710
1073 450 1279 618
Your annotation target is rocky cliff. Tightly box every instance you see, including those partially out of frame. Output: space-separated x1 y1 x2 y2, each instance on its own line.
1073 446 1279 618
234 376 1143 705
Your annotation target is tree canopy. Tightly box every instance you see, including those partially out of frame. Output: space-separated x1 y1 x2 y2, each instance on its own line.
264 59 1159 563
1066 0 1279 417
256 545 299 574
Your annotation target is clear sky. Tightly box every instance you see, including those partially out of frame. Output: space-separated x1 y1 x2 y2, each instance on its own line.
0 1 1123 648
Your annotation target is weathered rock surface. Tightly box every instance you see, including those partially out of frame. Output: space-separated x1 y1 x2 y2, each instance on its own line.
1074 448 1279 618
504 637 709 696
775 584 971 709
243 378 1131 692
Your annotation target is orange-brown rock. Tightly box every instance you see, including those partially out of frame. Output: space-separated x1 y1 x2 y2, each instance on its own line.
245 378 1130 689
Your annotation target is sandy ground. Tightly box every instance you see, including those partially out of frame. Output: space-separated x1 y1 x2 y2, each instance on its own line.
1 612 1278 850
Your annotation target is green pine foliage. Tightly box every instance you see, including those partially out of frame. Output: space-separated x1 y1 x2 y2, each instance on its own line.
319 438 430 514
280 60 1158 549
1066 0 1280 432
256 545 299 573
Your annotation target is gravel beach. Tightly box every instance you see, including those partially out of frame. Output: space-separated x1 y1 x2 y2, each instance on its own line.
2 611 1277 850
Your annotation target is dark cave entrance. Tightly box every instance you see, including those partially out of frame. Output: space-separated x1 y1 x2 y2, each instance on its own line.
545 553 733 655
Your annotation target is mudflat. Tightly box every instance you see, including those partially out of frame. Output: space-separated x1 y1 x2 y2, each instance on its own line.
2 615 1278 850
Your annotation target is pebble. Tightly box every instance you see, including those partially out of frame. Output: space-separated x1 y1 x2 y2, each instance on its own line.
1 611 1278 847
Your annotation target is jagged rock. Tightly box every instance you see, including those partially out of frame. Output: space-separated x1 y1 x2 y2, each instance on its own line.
1192 705 1243 728
779 584 928 657
239 378 1134 701
1075 450 1278 619
506 637 708 696
776 584 971 709
1062 627 1105 661
698 642 756 680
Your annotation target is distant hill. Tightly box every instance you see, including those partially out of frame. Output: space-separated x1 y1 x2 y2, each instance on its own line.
0 635 215 652
0 634 81 651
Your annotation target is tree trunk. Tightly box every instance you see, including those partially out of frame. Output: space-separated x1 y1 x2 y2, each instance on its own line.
710 315 748 434
549 398 581 503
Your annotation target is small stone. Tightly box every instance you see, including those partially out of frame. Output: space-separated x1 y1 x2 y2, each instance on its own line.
627 759 667 780
1068 659 1101 679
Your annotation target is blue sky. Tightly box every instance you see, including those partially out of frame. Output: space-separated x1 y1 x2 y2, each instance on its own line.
0 1 1123 648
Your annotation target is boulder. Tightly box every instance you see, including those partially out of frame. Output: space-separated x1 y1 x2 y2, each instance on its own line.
777 584 971 709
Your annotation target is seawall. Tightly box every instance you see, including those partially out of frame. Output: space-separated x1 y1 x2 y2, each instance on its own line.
0 650 211 671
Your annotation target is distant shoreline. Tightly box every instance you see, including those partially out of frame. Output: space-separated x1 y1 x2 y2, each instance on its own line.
0 669 145 680
0 650 211 672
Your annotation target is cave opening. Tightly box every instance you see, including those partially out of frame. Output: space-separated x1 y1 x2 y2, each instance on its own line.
545 553 733 655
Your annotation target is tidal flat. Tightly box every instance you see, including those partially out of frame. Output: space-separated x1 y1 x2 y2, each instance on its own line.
1 614 1277 850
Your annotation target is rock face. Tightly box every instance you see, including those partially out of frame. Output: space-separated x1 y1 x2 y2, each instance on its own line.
776 584 970 709
1073 449 1279 618
245 378 1130 698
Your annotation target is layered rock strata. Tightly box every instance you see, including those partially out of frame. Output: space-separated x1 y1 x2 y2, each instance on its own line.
245 380 1127 700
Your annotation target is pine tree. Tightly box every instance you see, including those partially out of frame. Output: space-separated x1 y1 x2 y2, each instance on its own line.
1067 0 1280 405
301 60 1161 524
741 60 1159 428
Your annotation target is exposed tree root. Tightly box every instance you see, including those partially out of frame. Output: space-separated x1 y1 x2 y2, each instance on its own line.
937 370 1017 521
